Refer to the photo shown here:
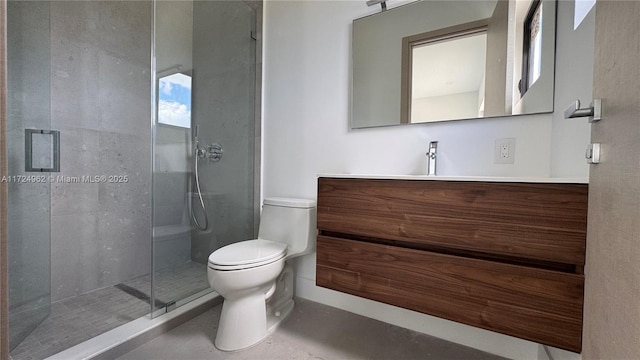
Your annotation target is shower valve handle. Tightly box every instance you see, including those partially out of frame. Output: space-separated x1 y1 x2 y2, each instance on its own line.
207 143 223 162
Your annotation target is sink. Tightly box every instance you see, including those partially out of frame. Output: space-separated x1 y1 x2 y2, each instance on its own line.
317 173 588 184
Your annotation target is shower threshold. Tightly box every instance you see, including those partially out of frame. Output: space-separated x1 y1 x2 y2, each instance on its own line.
10 262 212 359
44 291 220 360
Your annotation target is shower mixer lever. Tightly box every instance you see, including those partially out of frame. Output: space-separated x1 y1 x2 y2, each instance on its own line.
195 142 223 162
207 143 223 162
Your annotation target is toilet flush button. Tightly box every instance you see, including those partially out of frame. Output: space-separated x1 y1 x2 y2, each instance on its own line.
275 311 281 317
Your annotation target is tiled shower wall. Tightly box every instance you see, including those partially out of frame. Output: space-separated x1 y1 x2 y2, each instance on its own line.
49 1 152 301
189 1 258 263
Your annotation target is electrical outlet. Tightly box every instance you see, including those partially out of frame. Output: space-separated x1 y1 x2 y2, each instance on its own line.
495 138 515 164
500 144 509 158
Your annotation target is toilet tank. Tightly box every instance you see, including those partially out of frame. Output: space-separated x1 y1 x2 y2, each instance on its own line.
258 197 317 258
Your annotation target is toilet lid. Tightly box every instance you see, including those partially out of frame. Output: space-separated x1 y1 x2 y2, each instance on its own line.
208 239 287 268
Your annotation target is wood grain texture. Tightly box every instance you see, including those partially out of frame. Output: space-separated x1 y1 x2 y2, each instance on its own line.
317 235 584 352
318 177 588 268
316 177 588 352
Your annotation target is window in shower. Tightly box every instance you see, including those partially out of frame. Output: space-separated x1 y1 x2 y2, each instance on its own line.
158 73 192 128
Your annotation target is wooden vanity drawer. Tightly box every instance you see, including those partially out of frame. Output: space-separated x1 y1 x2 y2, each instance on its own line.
318 177 588 269
316 235 584 352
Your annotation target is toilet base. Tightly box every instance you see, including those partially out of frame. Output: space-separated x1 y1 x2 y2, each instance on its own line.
215 287 269 351
267 298 294 335
214 263 295 352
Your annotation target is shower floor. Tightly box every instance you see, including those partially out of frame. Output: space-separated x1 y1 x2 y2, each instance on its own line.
9 261 208 360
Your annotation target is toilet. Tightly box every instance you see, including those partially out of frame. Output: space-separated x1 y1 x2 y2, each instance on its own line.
207 197 316 351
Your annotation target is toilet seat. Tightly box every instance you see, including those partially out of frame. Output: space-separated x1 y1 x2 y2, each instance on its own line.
208 239 287 271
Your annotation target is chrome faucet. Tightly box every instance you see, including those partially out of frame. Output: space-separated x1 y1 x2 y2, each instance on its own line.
426 141 438 176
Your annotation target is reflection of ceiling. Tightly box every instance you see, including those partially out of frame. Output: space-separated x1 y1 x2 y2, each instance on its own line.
411 33 487 99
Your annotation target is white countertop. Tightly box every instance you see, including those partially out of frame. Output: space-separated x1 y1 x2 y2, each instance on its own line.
318 173 589 184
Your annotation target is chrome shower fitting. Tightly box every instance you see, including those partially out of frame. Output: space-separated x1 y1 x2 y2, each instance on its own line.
190 139 224 231
191 142 209 231
194 142 223 162
195 143 207 159
206 143 223 162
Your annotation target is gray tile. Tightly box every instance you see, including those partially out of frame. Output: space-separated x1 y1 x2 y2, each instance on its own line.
50 1 101 49
153 233 191 271
10 283 153 359
95 1 152 64
50 40 101 132
6 180 50 222
153 204 188 227
6 0 52 134
193 1 255 74
97 131 151 212
50 129 101 215
155 125 191 145
7 217 51 309
116 299 509 360
45 0 152 309
50 212 100 301
97 50 150 136
51 180 99 216
119 262 207 305
153 172 189 209
96 209 151 286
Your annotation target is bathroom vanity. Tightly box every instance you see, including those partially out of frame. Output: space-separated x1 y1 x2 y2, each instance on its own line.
316 175 588 352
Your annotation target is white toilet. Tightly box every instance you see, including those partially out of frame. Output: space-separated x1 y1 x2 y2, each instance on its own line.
207 197 316 351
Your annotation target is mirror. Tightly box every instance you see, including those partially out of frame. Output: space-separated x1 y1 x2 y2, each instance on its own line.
352 0 556 128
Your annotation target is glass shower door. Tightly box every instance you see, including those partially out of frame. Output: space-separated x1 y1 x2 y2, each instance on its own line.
6 0 52 350
151 0 260 315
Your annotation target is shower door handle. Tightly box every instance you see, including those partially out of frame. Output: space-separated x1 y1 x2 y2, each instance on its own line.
25 129 60 172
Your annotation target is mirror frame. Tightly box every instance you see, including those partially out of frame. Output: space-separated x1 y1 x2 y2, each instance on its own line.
351 0 558 129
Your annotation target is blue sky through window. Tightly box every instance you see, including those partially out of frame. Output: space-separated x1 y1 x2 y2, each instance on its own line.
158 73 192 128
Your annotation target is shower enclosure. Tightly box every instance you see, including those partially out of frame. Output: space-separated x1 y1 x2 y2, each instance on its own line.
4 1 261 358
6 1 52 351
151 0 260 316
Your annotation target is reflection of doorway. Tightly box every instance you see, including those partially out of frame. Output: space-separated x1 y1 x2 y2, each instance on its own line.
401 20 488 124
409 30 487 123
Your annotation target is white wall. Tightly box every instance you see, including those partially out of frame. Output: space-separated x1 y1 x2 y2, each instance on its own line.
263 1 593 359
412 91 480 123
551 0 594 178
